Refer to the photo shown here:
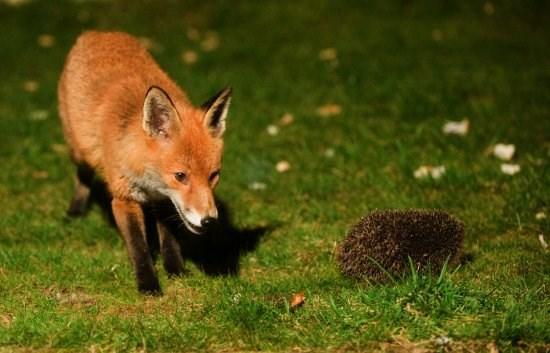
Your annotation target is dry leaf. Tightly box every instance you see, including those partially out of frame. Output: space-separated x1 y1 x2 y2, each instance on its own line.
279 113 294 126
37 34 55 48
181 50 198 65
77 10 90 23
539 234 548 250
200 32 220 52
248 182 266 191
431 29 443 42
442 119 469 136
2 0 31 6
276 160 291 173
32 170 49 179
51 143 68 154
186 28 200 41
500 163 520 175
317 104 342 117
413 165 445 180
535 212 546 220
486 342 499 353
290 292 305 310
483 2 495 15
493 144 515 161
0 314 12 328
30 110 49 121
319 48 337 61
23 80 39 92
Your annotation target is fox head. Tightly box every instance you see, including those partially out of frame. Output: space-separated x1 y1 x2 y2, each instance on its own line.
141 86 231 234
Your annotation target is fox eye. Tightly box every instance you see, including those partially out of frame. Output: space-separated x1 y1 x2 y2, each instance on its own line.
174 172 187 183
209 170 220 183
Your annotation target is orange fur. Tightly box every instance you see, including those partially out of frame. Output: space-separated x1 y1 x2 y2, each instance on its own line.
59 31 230 232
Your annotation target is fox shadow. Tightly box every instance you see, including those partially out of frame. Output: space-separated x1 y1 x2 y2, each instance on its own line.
88 179 270 276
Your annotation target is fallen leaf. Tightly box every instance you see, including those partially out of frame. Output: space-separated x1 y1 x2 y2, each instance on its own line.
181 50 198 65
77 10 90 23
413 165 445 180
37 34 55 48
500 163 520 175
486 342 499 353
317 104 342 117
0 314 12 328
23 80 39 92
51 143 68 154
290 292 305 310
248 182 266 191
186 27 200 41
535 211 546 220
32 170 49 179
200 31 220 52
279 113 294 126
266 125 279 136
2 0 30 7
30 110 49 121
539 234 548 250
493 144 515 161
431 29 443 42
442 119 469 136
276 160 291 173
319 48 337 61
483 2 495 15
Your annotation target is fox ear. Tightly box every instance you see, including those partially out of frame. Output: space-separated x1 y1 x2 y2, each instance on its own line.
201 87 232 138
143 86 179 138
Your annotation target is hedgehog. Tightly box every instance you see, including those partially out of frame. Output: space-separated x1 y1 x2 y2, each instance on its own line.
338 209 464 282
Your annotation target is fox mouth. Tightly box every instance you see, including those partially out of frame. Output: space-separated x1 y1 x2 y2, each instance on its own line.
171 203 206 235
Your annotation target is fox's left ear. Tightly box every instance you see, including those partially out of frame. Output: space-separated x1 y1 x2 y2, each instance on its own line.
201 87 232 138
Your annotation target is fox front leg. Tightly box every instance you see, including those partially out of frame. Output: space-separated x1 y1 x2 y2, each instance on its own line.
157 220 185 277
111 198 161 295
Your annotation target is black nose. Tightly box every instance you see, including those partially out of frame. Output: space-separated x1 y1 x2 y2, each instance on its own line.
200 217 216 228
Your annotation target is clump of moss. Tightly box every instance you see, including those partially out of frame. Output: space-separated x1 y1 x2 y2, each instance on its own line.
338 209 464 282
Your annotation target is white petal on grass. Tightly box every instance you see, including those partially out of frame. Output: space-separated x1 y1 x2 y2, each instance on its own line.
442 119 469 136
324 148 335 158
539 234 548 250
248 182 266 191
493 144 515 161
37 34 55 48
413 165 446 179
500 163 520 175
30 110 49 121
535 212 546 220
276 161 291 173
266 125 279 136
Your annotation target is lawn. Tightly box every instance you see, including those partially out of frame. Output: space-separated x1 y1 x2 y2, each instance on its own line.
0 0 549 352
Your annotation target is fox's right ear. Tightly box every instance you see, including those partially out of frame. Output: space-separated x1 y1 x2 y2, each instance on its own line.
143 86 179 138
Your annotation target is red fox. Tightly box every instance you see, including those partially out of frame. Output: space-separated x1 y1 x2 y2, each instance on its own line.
58 31 232 294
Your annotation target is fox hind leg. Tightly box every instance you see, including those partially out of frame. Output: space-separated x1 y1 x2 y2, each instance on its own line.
67 164 94 217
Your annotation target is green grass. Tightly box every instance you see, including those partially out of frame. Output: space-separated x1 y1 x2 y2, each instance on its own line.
0 0 549 352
